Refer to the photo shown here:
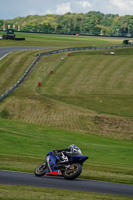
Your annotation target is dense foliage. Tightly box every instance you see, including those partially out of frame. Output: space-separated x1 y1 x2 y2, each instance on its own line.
0 11 133 36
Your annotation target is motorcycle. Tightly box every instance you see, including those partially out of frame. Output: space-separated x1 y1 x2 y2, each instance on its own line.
34 150 88 180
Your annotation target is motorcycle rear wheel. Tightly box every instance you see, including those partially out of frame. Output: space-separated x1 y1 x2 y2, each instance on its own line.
63 163 82 180
34 162 47 176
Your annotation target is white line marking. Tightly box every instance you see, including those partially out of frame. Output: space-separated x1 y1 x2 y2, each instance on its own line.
0 52 12 61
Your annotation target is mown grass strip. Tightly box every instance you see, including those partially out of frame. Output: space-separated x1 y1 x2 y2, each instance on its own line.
0 185 132 200
38 48 133 118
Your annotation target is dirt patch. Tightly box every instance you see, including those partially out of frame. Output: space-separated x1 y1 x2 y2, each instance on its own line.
94 116 133 139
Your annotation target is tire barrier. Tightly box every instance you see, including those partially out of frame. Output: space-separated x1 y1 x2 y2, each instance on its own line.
0 45 124 102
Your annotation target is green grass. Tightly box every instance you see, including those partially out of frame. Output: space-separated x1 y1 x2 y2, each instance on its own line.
0 31 124 47
0 118 133 184
0 48 59 95
0 51 37 94
0 185 132 200
38 48 133 118
0 33 133 189
1 47 133 139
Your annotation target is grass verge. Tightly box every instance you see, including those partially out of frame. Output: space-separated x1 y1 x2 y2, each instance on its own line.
0 31 124 47
0 185 132 200
0 118 133 184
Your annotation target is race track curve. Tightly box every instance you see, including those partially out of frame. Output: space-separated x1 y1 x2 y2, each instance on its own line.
0 46 58 60
0 170 133 197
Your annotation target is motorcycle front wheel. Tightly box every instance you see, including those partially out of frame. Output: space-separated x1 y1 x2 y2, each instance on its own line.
34 162 47 177
63 163 82 180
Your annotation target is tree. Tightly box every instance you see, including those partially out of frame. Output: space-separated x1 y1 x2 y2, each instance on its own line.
1 12 133 36
100 14 118 27
0 20 4 29
96 25 112 35
111 16 122 35
125 15 133 36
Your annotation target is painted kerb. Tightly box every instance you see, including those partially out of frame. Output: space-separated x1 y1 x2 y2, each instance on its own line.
0 45 124 102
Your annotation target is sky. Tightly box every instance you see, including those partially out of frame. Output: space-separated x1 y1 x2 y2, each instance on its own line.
0 0 133 19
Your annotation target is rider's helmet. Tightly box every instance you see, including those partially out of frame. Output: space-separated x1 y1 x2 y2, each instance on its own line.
68 144 82 156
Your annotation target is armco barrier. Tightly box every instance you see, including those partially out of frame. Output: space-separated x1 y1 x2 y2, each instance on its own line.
39 46 123 57
0 54 40 102
0 45 124 102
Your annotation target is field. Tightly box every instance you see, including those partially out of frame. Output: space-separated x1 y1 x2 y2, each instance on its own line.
0 31 124 47
1 46 133 139
0 33 133 199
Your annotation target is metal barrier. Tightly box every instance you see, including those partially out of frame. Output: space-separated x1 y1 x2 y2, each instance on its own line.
0 45 123 102
0 54 40 102
39 46 123 56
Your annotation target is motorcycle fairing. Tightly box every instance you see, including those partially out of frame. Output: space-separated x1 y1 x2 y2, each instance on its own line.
46 170 62 176
45 152 62 176
46 152 60 161
69 155 88 164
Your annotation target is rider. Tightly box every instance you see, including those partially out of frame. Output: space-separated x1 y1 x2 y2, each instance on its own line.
53 144 82 163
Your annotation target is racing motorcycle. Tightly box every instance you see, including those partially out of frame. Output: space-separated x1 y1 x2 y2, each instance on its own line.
34 146 88 180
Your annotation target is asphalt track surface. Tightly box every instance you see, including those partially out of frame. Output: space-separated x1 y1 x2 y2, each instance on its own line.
0 170 133 197
0 46 57 60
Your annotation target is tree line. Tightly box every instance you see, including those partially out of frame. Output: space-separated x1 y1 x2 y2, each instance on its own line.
0 11 133 36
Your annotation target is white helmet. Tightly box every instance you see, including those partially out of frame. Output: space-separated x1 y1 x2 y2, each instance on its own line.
69 144 82 156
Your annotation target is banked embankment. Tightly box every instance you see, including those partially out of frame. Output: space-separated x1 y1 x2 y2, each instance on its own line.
0 45 124 102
